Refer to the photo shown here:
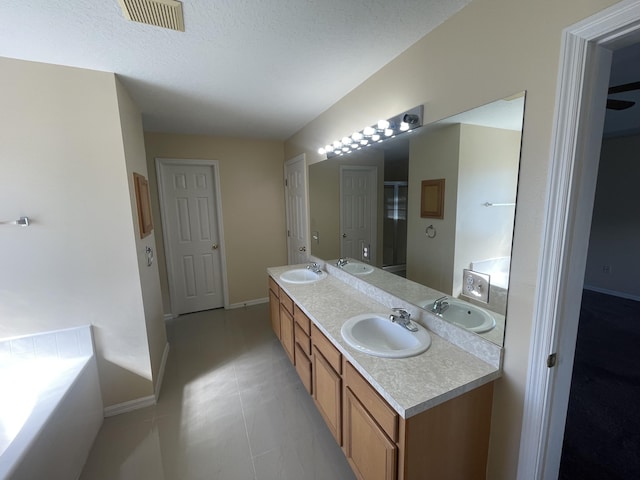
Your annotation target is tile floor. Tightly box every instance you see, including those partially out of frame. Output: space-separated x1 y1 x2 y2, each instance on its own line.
80 304 356 480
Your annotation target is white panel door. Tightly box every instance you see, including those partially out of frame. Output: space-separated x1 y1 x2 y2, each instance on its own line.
285 155 309 264
340 166 377 262
158 161 224 315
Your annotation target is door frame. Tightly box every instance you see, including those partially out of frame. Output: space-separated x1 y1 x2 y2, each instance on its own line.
518 2 640 478
155 158 229 315
340 165 378 263
284 154 309 264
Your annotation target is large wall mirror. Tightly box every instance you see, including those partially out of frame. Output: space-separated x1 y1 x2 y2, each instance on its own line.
308 93 526 346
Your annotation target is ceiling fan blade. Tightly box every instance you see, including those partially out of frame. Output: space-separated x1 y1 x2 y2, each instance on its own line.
608 81 640 94
606 98 636 110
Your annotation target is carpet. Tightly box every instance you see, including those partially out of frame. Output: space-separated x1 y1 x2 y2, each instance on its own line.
559 289 640 479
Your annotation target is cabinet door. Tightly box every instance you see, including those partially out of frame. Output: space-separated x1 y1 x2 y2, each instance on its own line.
344 388 397 480
269 289 280 339
312 347 342 444
279 304 295 364
294 343 312 394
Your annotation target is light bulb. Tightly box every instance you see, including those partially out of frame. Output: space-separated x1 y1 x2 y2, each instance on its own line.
333 140 342 149
342 136 352 145
378 119 390 130
318 147 325 155
384 128 394 136
360 139 368 145
325 144 334 152
363 126 375 136
352 131 363 141
372 134 380 141
400 122 410 131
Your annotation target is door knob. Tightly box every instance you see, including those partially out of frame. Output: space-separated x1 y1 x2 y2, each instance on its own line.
299 246 306 252
212 244 219 250
342 233 347 238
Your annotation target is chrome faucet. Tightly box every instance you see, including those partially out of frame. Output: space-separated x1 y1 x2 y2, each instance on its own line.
431 296 450 315
336 257 349 267
306 262 322 274
389 308 419 332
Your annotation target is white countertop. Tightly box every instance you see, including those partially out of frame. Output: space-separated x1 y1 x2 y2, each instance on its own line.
268 265 501 419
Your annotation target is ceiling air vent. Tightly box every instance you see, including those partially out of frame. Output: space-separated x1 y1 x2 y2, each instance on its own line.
118 0 184 32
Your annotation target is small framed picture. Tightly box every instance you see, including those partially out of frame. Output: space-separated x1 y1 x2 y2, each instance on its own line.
420 179 445 219
133 173 153 238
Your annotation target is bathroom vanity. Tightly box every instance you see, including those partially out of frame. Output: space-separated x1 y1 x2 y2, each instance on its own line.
268 265 501 480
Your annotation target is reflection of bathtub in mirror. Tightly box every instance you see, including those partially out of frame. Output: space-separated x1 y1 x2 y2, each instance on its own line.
471 256 510 289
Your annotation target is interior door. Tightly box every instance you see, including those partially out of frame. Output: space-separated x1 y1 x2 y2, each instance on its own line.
285 154 309 264
340 166 377 262
157 160 225 315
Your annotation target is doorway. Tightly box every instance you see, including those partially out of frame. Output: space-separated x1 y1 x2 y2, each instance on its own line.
340 166 377 262
156 159 227 315
518 3 640 478
284 154 309 265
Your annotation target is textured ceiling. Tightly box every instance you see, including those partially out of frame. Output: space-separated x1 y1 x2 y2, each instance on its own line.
0 0 471 139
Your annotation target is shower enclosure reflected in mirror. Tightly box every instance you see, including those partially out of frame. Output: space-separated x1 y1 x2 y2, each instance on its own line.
308 93 526 346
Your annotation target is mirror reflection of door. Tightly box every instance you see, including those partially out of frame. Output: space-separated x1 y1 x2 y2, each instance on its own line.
340 166 377 262
285 154 309 265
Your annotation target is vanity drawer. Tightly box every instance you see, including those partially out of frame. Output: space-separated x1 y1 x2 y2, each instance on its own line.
311 324 342 374
295 322 311 356
279 289 294 316
268 276 279 297
345 362 398 442
295 343 312 394
294 304 311 335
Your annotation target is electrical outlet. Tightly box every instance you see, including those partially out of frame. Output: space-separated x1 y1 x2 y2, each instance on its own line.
461 269 490 304
362 244 370 260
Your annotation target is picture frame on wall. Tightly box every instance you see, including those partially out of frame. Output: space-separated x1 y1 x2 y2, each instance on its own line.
133 172 153 238
420 179 445 219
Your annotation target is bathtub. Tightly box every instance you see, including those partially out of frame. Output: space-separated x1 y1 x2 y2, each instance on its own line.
0 326 103 480
471 256 511 290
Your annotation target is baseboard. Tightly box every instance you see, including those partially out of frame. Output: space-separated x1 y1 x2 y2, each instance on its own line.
103 394 156 417
227 297 269 309
154 342 170 402
583 285 640 302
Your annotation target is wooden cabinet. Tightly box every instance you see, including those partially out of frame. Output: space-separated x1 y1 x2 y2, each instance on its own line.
268 275 494 480
268 277 280 339
344 388 397 480
279 302 295 364
312 324 343 445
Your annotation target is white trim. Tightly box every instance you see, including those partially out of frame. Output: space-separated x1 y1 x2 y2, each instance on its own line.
103 395 156 417
155 158 230 311
154 342 170 402
163 313 177 321
227 297 269 309
583 285 640 302
518 2 640 479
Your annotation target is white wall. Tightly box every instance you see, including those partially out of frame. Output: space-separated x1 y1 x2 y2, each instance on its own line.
0 57 157 408
584 134 640 299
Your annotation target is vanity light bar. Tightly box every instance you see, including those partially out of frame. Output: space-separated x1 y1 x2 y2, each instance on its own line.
318 105 424 158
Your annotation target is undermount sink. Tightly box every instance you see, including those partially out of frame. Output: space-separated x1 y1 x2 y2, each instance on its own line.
341 262 374 275
341 314 431 358
421 298 496 333
279 268 327 284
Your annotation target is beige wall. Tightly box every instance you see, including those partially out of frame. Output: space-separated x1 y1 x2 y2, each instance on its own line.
0 58 156 407
407 124 460 294
116 78 168 389
284 0 619 477
143 133 286 309
454 124 521 296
